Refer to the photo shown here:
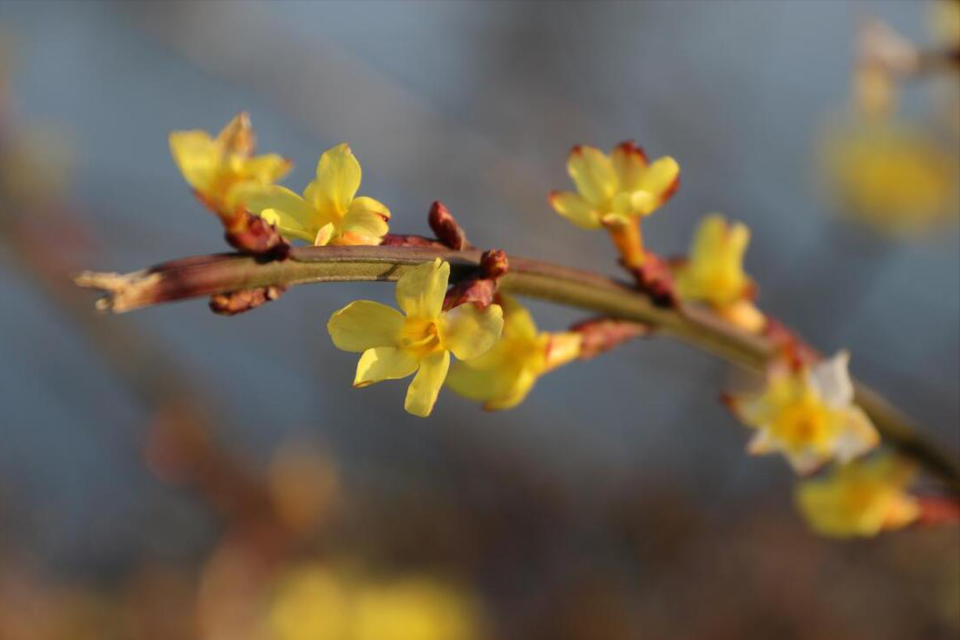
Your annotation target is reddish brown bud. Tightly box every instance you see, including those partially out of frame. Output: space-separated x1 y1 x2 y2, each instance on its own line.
224 210 290 259
480 249 509 279
915 495 960 526
629 252 678 308
428 201 468 250
443 248 510 311
210 285 286 315
571 317 649 359
763 318 819 368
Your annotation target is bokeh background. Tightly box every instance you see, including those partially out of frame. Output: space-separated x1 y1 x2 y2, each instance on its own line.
0 1 957 638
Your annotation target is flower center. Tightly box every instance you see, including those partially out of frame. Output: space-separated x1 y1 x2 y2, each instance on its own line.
399 318 442 359
774 398 833 451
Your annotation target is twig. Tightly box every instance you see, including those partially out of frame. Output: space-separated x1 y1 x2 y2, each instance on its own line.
75 244 960 495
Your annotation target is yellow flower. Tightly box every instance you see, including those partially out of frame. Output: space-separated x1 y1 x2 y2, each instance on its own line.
353 579 482 640
446 296 581 410
675 214 765 332
727 351 880 473
548 141 680 229
327 259 503 417
169 112 291 215
269 565 482 640
819 120 959 235
796 454 920 538
242 143 390 246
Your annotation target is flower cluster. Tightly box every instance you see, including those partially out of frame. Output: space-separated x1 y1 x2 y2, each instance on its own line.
163 116 949 538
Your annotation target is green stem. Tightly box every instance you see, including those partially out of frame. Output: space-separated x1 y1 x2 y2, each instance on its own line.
75 245 960 495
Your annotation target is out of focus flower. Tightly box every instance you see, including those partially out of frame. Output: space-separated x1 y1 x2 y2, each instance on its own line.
169 112 291 215
270 565 483 640
446 296 581 410
327 259 503 417
242 143 390 246
929 0 960 48
674 214 765 333
548 141 679 229
819 120 959 235
726 351 879 473
796 453 920 538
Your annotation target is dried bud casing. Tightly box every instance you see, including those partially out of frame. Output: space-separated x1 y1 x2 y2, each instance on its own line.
210 285 286 315
443 249 510 311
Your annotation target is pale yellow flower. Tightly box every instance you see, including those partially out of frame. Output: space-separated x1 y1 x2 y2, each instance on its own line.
446 296 581 410
796 453 920 538
820 120 959 235
169 112 291 215
242 143 390 246
549 141 679 229
675 214 765 332
728 352 880 473
328 259 503 417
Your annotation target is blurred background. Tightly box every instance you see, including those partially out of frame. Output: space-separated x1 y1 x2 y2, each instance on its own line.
0 1 957 638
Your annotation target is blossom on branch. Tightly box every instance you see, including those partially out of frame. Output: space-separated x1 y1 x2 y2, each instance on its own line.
169 112 291 216
725 351 880 474
242 143 391 246
675 214 765 333
796 453 920 538
446 296 581 410
327 259 503 417
549 141 679 229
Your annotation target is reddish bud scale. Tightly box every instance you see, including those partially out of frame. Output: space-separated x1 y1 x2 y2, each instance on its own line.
571 317 649 360
428 200 468 250
630 252 678 308
443 249 509 311
915 495 960 526
762 318 819 369
210 285 287 315
223 211 290 260
380 234 447 248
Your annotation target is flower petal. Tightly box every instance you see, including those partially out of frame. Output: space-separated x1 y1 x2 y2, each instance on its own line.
611 141 648 192
169 130 218 192
809 351 854 408
396 259 449 319
240 184 322 241
312 143 361 214
548 190 601 229
404 350 451 417
214 112 256 156
440 303 504 361
567 145 617 206
636 156 680 201
500 296 538 342
340 198 390 238
833 406 880 463
327 300 404 352
237 153 292 184
354 347 419 387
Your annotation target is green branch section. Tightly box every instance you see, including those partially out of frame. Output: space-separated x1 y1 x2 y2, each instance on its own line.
75 245 960 495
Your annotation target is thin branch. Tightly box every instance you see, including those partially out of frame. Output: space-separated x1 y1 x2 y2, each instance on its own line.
75 245 960 495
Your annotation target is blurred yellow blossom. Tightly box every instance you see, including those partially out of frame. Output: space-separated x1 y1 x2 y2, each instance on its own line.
242 143 391 246
549 141 679 230
727 351 879 474
820 120 959 235
446 296 581 410
796 453 920 538
675 214 765 333
327 259 503 417
929 0 960 47
169 112 291 215
270 565 483 640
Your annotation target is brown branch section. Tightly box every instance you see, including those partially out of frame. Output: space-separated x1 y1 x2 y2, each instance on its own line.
75 244 960 495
